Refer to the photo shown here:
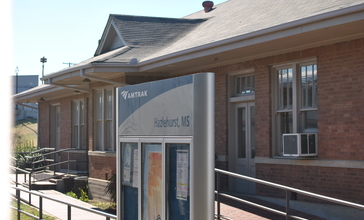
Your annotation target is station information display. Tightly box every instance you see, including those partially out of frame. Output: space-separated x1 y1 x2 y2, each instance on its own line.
117 73 215 220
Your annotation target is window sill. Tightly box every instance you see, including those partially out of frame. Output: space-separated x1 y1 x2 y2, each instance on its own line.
271 156 318 160
229 95 255 103
255 156 319 165
66 148 87 153
255 156 364 169
88 151 116 157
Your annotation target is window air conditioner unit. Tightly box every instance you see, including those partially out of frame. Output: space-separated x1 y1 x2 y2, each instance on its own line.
283 133 317 156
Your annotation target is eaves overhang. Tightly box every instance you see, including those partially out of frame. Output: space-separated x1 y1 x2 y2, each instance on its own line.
13 84 79 103
41 62 138 81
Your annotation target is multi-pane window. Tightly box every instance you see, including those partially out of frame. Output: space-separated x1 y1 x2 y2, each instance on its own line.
235 75 255 95
300 65 318 133
94 87 115 151
72 100 84 149
273 61 317 155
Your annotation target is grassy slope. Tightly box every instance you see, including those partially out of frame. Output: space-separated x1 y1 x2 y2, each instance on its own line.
13 118 38 148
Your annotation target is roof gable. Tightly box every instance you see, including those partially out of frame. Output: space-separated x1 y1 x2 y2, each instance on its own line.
94 14 206 57
95 18 126 55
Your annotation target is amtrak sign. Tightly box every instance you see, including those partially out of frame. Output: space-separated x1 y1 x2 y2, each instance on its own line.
117 74 195 136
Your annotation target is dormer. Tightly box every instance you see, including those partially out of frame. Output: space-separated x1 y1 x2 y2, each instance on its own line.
95 17 126 56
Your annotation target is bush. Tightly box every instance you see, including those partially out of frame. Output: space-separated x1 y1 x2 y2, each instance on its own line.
79 188 89 202
66 191 78 199
67 188 89 202
13 145 43 169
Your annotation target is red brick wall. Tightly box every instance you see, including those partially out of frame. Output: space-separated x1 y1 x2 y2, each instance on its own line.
38 94 88 149
317 39 364 160
254 64 271 158
89 155 116 180
252 38 364 203
38 102 50 148
197 38 364 202
256 163 364 204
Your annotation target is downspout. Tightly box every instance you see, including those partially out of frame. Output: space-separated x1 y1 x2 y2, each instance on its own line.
86 97 89 177
80 69 129 87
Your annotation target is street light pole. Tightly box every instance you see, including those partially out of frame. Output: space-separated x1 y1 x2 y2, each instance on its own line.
40 56 47 84
15 66 19 110
15 66 19 94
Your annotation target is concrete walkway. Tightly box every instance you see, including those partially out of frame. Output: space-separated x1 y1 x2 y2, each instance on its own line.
9 173 115 220
214 195 326 220
10 173 327 220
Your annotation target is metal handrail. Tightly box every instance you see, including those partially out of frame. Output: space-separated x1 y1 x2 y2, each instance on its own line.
23 148 88 177
215 168 364 220
11 185 117 220
10 165 33 204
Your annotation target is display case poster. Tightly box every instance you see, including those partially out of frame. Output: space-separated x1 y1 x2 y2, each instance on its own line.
176 150 189 201
122 143 139 220
123 144 132 183
143 144 162 220
132 149 139 188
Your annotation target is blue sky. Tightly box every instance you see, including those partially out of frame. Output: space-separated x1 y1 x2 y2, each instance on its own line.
12 0 226 82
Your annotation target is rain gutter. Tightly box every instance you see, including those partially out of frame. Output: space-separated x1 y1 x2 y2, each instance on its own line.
80 69 129 87
50 82 89 93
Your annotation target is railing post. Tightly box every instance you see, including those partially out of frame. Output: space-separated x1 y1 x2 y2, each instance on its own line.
216 171 221 220
16 188 20 220
15 169 18 187
286 190 290 220
39 196 43 220
68 150 70 174
29 172 32 204
68 205 71 220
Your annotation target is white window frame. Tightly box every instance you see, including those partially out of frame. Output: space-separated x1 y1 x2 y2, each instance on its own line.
94 87 115 151
272 59 317 156
72 99 85 149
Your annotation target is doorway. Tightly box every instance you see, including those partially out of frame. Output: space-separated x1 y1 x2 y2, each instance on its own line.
234 102 256 194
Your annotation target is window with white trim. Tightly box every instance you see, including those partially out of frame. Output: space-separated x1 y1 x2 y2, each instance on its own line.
272 61 318 156
72 100 85 149
94 87 115 151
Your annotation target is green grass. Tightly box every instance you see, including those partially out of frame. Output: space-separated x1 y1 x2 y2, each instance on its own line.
10 199 57 220
13 118 38 148
88 200 116 210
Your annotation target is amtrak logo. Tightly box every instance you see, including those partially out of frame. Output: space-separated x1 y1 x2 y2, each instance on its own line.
121 90 148 100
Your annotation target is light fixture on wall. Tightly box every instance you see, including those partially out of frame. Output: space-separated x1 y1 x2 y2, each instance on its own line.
74 90 81 94
38 97 45 102
82 78 92 83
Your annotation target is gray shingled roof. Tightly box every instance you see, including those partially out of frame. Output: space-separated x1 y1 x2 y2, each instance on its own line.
145 0 364 61
72 15 205 67
60 0 364 69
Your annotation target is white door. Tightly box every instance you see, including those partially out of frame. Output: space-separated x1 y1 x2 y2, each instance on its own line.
50 105 60 170
235 102 256 194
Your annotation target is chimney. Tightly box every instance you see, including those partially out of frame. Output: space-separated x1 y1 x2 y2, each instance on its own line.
202 1 214 13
